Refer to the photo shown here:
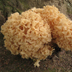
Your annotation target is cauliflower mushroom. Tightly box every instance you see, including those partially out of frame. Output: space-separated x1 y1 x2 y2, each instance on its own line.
32 5 72 51
1 10 53 67
38 5 72 51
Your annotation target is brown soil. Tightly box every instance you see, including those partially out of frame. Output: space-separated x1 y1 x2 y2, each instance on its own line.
0 39 72 72
0 0 72 72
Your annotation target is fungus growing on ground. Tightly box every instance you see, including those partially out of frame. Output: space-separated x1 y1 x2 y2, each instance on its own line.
1 10 53 67
32 5 72 51
42 6 72 51
1 5 72 67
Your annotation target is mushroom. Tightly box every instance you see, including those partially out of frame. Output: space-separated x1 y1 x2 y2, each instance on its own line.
1 10 53 67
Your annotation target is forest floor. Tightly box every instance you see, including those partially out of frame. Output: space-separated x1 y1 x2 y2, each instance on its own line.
0 0 72 72
0 35 72 72
0 13 72 72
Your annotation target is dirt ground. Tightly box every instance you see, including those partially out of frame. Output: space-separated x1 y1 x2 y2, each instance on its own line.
0 0 72 72
0 34 72 72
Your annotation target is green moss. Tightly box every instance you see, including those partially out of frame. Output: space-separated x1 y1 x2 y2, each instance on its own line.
66 3 72 14
67 7 72 14
0 1 3 9
21 2 30 10
19 0 30 10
